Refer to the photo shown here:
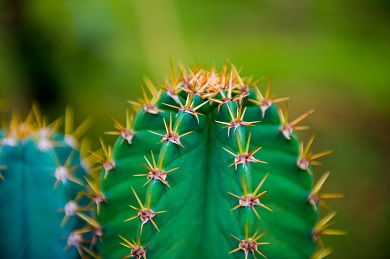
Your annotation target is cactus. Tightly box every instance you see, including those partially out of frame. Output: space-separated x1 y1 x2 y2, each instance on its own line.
0 64 344 259
91 64 344 259
0 106 94 258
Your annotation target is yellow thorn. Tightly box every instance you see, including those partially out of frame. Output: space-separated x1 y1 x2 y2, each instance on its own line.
131 186 144 209
253 173 269 196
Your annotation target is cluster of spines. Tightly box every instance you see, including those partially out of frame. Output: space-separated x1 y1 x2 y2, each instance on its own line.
89 63 344 258
0 106 103 258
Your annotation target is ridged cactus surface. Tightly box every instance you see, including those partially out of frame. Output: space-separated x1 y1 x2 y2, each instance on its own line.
94 65 343 259
0 108 92 258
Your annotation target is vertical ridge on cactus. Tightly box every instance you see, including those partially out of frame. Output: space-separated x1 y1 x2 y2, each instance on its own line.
94 64 343 259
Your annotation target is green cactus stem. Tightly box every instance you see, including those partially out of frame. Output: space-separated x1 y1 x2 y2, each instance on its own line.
89 64 343 259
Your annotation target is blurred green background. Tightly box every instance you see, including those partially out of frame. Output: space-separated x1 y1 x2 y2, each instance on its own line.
1 0 389 258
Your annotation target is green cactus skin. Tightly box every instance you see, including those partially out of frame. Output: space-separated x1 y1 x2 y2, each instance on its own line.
90 65 343 259
0 108 92 258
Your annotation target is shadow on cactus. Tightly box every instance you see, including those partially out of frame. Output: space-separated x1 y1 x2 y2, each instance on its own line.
0 63 345 259
89 64 345 259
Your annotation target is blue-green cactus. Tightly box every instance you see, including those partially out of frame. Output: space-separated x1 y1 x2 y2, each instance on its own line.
0 107 94 258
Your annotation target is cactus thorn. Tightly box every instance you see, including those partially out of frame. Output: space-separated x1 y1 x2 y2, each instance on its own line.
53 150 83 188
118 235 148 259
58 194 90 227
79 177 106 215
164 93 208 124
65 230 99 259
249 77 289 118
308 172 344 211
223 133 266 170
34 128 64 152
298 135 332 172
161 62 183 103
135 150 177 187
311 247 333 259
211 77 244 113
128 85 163 114
228 173 271 218
90 139 115 179
279 104 314 140
32 103 62 139
164 81 182 104
229 223 269 259
149 113 192 147
312 212 346 247
31 109 66 151
60 200 79 226
65 232 91 258
75 213 103 247
235 75 261 96
125 188 166 234
216 101 260 137
106 111 137 145
2 111 32 141
64 106 92 148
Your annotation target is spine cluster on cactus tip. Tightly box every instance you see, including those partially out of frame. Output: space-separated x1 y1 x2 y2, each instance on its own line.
85 63 345 259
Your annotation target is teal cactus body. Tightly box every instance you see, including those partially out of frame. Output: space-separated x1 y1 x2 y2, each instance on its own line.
94 65 343 259
0 108 92 258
